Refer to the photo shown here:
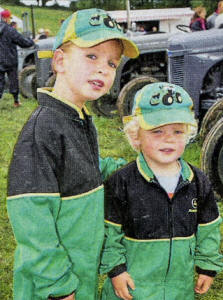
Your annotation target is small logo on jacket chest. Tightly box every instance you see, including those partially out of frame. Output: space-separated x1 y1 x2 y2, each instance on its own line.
188 198 197 213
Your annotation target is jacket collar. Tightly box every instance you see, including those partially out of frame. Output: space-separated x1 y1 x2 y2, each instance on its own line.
136 152 194 183
37 87 90 120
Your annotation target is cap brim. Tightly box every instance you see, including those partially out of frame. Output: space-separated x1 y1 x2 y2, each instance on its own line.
138 108 197 130
39 30 139 59
71 30 139 59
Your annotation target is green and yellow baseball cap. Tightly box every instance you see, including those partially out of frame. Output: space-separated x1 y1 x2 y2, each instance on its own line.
39 8 139 59
124 82 197 130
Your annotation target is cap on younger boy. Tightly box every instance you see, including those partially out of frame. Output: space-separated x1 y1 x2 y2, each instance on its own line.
52 8 139 58
128 82 197 129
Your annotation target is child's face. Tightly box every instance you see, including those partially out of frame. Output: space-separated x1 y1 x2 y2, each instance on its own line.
200 9 206 19
61 39 122 107
138 123 187 170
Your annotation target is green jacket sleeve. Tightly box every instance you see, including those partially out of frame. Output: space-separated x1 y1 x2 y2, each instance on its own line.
100 174 127 276
193 168 223 275
7 195 78 298
100 221 127 275
99 156 126 181
7 117 78 299
195 216 223 274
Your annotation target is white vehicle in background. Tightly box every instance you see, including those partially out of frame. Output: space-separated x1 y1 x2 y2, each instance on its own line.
19 0 76 7
108 7 193 33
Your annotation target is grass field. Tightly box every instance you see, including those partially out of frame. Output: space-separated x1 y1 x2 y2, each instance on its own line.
2 4 71 36
0 4 222 299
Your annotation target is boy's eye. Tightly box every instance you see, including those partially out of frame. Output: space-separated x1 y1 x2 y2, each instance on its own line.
175 130 185 134
152 129 162 134
108 61 117 69
87 54 97 60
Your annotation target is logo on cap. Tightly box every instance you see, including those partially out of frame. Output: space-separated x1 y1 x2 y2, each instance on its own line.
89 13 122 31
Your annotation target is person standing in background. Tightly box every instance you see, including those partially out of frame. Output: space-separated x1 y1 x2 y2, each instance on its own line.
189 7 207 32
207 1 223 29
0 9 34 107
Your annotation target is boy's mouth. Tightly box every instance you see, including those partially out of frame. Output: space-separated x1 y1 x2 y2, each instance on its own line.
160 148 175 153
88 80 104 89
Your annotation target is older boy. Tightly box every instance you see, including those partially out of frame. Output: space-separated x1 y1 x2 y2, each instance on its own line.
100 83 223 300
7 8 139 300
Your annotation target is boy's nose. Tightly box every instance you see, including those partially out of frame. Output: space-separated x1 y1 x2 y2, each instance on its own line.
98 66 108 75
164 133 174 142
97 61 108 75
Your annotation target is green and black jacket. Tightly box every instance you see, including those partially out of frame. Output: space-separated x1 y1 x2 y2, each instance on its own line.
100 152 223 300
7 89 125 300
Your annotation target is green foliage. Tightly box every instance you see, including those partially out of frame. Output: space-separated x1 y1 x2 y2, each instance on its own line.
0 0 20 4
71 0 126 10
190 0 204 8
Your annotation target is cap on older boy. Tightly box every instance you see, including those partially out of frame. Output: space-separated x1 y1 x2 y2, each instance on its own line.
39 8 139 59
127 82 197 129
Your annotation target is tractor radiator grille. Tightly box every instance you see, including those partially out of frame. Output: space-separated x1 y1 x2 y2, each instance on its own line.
170 56 184 87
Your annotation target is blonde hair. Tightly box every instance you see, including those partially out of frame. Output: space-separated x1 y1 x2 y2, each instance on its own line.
124 117 141 152
218 1 223 9
124 117 198 152
192 6 206 19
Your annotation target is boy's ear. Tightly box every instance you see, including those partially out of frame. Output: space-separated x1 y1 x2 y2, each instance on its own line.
130 131 141 150
53 49 65 73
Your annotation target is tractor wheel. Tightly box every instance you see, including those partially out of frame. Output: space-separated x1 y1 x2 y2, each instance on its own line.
45 74 56 87
199 97 223 139
201 117 223 200
117 76 158 118
19 65 37 99
90 94 117 118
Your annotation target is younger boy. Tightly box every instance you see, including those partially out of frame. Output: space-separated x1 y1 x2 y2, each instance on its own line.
7 8 139 300
100 82 223 300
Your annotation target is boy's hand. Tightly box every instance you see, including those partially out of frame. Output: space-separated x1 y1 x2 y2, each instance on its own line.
62 293 75 300
195 274 214 294
49 293 75 300
111 271 135 300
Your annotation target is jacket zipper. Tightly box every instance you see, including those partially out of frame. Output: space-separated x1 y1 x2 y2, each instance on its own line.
151 179 190 282
81 119 101 184
165 202 173 281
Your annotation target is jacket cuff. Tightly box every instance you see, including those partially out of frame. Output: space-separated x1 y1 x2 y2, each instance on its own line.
49 290 75 299
108 263 127 278
196 266 217 277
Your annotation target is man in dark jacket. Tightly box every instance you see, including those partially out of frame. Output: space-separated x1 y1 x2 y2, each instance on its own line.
0 9 34 107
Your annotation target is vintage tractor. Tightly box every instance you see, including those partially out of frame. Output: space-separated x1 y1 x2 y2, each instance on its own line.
167 29 223 200
200 98 223 200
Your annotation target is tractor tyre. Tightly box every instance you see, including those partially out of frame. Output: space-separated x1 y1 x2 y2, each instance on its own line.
199 97 223 140
90 94 117 118
201 117 223 200
117 76 158 119
19 65 37 99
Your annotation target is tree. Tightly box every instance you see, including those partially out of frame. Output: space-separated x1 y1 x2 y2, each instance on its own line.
2 0 20 4
71 0 125 10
